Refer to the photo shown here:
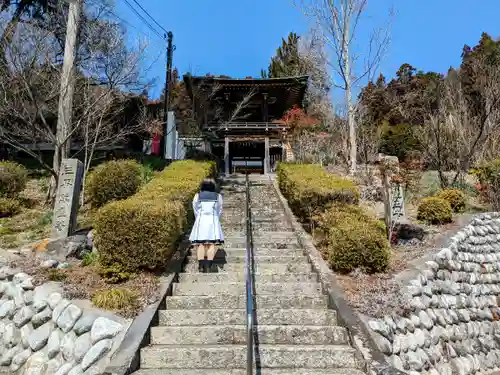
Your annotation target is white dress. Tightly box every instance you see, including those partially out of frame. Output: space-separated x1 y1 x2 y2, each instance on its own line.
189 191 224 243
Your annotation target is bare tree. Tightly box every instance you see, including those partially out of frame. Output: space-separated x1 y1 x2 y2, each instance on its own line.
0 5 152 200
0 20 60 178
415 60 500 188
297 30 332 121
295 0 392 174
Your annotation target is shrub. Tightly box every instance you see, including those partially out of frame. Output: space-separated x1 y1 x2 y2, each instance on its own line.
98 262 134 284
0 161 28 197
141 164 154 184
277 163 360 221
85 159 143 208
92 288 138 311
94 160 215 271
46 269 67 281
314 204 390 274
82 252 99 267
142 155 169 171
417 197 452 224
0 197 21 218
471 159 500 210
437 188 466 213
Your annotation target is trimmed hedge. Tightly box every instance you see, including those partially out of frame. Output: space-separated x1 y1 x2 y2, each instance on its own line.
417 197 453 224
314 204 390 274
278 163 389 274
85 159 143 208
93 160 214 271
437 188 466 213
0 161 28 197
277 163 360 221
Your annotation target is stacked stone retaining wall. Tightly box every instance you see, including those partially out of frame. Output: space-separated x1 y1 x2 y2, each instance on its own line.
369 213 500 375
0 269 126 374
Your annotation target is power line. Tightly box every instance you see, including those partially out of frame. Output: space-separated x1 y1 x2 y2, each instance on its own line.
86 0 165 42
121 0 165 40
128 0 169 36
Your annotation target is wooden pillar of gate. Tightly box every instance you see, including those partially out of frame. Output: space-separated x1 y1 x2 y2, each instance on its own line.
224 136 230 175
264 137 270 174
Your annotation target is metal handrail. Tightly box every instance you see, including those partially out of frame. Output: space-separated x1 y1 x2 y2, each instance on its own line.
244 173 254 375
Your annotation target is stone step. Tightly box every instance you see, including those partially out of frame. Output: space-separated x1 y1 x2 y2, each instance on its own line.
228 235 296 242
187 255 308 264
172 282 322 296
150 325 349 345
133 368 366 375
179 272 316 283
223 211 286 216
209 248 304 256
250 226 294 232
224 232 296 240
165 294 328 310
183 262 311 274
140 344 361 369
223 241 299 249
158 309 337 326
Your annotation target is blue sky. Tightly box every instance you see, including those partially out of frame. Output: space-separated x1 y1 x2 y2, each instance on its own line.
115 0 500 99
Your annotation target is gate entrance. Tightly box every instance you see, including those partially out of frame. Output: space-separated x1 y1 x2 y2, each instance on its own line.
230 141 264 174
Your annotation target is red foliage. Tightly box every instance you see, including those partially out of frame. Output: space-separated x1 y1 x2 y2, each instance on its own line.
281 105 318 133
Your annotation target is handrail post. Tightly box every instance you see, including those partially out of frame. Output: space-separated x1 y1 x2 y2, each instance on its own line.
245 173 254 375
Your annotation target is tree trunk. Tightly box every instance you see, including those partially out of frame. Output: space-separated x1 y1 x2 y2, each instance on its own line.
438 169 449 189
347 97 356 174
342 0 356 175
56 0 83 163
48 144 62 204
48 0 82 203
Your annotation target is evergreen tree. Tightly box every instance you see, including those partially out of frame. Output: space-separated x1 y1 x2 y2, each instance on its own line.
266 32 301 78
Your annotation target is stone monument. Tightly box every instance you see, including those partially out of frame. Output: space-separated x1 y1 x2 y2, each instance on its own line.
51 158 84 239
377 154 406 242
390 178 406 224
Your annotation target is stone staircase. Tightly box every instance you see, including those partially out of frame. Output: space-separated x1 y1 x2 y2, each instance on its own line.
134 175 365 375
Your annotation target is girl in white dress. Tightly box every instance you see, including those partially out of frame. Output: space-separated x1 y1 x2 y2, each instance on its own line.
189 179 224 272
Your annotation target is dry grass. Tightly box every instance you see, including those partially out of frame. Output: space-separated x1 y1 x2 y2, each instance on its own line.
92 288 139 311
0 177 95 250
0 178 52 249
10 255 159 318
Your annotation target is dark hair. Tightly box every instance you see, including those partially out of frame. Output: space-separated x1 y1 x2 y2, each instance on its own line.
200 179 217 193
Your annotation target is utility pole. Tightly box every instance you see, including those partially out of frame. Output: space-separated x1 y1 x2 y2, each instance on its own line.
52 0 83 195
162 31 174 159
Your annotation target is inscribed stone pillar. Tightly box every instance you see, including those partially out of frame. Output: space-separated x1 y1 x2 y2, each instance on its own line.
377 153 401 242
224 136 230 175
51 158 84 239
264 137 270 174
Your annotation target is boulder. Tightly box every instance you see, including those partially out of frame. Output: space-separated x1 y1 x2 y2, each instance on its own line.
46 234 88 260
394 223 427 241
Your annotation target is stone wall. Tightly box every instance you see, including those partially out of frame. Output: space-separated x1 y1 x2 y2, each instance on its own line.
0 268 126 374
368 213 500 375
